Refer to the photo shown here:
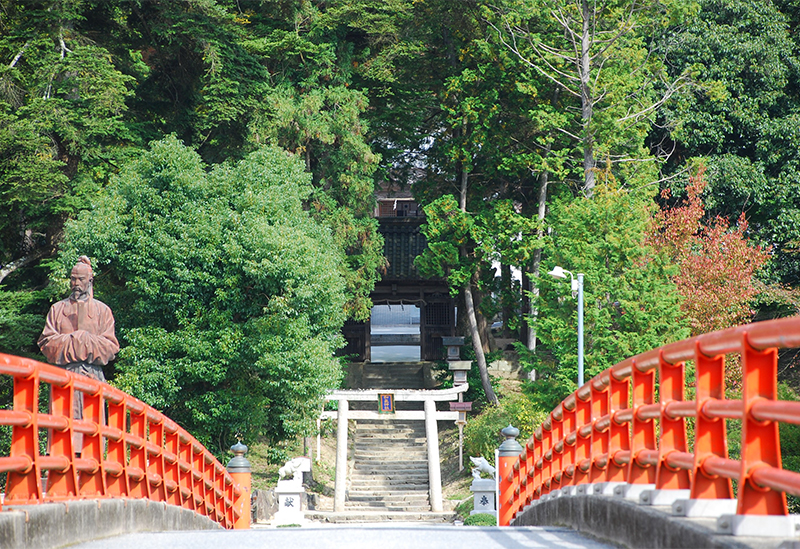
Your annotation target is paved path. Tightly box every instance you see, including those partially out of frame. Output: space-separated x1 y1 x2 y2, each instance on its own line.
72 523 616 549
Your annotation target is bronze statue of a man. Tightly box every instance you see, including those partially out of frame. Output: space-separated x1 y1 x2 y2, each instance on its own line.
38 256 119 420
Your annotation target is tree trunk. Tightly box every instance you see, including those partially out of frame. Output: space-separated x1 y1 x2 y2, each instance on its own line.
526 168 550 351
464 275 498 405
471 273 493 353
521 265 531 346
526 84 556 351
457 160 498 405
0 248 49 284
580 0 596 197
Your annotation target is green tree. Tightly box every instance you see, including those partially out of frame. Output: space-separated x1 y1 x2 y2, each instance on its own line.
525 181 689 409
236 0 387 320
56 136 348 451
416 194 541 405
491 0 693 196
1 0 385 329
658 0 800 291
0 1 135 283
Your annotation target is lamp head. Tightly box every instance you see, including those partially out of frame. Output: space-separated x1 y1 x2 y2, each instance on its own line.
548 266 567 279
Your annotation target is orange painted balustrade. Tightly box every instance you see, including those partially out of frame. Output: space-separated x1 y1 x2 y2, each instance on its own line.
0 353 242 529
500 317 800 525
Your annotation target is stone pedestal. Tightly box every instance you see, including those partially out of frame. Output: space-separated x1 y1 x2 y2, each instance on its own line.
470 478 497 517
273 457 311 525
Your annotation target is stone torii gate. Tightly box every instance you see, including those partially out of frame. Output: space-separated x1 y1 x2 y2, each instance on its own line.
321 382 468 513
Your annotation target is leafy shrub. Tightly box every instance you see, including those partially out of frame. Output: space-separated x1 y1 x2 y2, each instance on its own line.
464 392 547 462
463 513 497 526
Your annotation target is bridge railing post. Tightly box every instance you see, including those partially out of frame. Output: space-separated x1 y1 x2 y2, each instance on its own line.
79 382 106 497
562 403 576 491
589 380 609 484
655 351 690 491
574 392 591 487
227 441 252 529
738 332 786 515
628 358 656 488
607 373 629 484
498 425 522 526
692 342 732 500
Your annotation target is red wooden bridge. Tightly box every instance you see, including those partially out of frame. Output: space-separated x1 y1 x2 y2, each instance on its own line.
2 316 800 545
498 316 800 539
0 353 249 530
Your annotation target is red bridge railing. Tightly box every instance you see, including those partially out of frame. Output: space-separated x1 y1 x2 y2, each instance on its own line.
0 353 243 529
500 317 800 527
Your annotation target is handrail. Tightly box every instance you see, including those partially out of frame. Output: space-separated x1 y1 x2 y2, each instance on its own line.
0 353 241 529
500 316 800 525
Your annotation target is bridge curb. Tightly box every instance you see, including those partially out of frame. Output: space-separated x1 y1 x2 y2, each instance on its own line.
511 494 779 549
0 499 220 549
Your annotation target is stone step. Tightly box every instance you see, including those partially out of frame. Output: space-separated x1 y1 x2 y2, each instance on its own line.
354 444 427 451
344 503 433 512
347 494 428 501
349 476 429 484
305 510 455 524
349 478 429 487
355 433 426 440
355 423 425 430
361 374 423 379
354 443 428 450
361 379 423 384
358 419 424 429
347 487 428 495
352 454 428 461
350 477 428 483
355 430 426 436
353 456 428 463
356 440 426 444
349 469 428 482
362 373 422 379
362 372 422 376
350 474 429 482
353 466 429 475
363 369 422 373
355 421 424 428
354 432 427 439
361 375 423 380
354 442 425 448
355 423 425 428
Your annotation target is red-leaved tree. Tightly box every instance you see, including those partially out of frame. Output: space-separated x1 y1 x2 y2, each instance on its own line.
650 167 770 336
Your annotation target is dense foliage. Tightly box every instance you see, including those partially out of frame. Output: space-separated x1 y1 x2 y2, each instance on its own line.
2 0 799 449
57 137 347 451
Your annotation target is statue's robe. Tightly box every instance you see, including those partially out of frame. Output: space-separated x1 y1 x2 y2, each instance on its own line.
38 297 119 368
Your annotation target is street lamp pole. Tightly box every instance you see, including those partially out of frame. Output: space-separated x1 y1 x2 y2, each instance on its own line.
548 266 585 388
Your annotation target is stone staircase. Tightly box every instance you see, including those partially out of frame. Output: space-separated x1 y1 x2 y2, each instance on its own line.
306 360 454 523
346 420 431 512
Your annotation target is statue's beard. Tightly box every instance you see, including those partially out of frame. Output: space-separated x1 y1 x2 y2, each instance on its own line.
71 286 91 301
